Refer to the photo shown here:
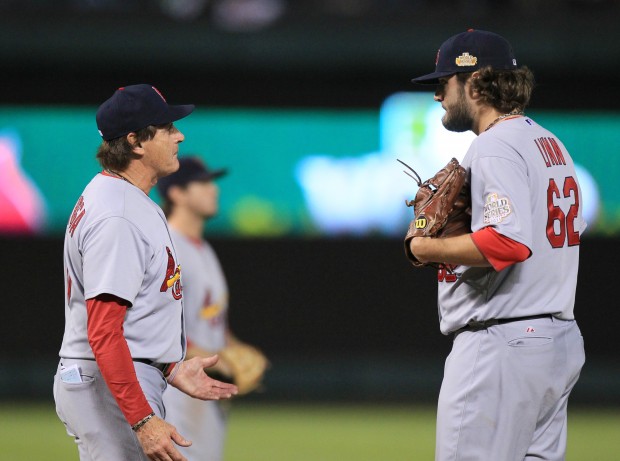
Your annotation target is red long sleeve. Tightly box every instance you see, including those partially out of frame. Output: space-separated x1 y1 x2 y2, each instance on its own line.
471 227 531 271
86 294 153 426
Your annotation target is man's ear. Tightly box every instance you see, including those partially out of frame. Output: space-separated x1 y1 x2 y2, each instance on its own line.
167 185 186 205
468 72 481 99
127 133 144 156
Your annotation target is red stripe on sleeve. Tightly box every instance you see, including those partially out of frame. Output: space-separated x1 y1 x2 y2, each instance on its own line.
470 227 531 272
86 294 153 426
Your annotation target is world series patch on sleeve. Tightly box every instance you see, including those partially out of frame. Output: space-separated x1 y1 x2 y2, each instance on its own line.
399 157 472 267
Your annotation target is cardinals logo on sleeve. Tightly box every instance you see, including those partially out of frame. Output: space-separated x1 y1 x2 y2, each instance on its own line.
160 246 182 300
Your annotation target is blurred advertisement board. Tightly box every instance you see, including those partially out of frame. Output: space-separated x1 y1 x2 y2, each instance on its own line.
0 94 612 237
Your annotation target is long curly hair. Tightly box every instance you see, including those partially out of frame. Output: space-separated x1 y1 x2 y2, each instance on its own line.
458 66 535 113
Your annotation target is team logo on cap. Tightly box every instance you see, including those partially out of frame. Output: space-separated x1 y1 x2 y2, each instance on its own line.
455 52 478 67
160 246 182 300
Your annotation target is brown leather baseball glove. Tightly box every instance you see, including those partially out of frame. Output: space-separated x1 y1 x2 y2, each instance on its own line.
398 158 472 267
218 342 269 395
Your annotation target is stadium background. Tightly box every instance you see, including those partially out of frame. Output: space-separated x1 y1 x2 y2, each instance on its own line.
0 1 619 458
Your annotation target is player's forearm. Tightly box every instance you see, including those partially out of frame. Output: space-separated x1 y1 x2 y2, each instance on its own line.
409 234 491 267
86 295 153 426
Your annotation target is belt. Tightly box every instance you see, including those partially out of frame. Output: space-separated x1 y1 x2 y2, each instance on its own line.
455 314 553 334
61 357 176 378
133 359 175 377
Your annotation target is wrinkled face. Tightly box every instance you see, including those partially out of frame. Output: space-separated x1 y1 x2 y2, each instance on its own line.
435 75 474 133
141 123 185 178
182 180 219 219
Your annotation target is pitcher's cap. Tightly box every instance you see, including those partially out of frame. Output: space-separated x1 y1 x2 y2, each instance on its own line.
412 29 517 84
96 84 195 140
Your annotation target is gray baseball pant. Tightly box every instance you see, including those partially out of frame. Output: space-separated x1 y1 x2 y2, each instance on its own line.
436 316 585 461
53 358 167 461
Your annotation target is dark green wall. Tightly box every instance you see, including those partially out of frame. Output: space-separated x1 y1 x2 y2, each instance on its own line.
1 236 617 404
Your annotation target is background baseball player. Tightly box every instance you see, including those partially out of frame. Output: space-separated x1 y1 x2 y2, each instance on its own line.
158 156 268 461
406 30 586 460
53 84 237 461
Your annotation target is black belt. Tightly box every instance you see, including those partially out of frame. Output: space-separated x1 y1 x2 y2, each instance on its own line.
61 357 175 377
455 314 553 334
133 359 175 377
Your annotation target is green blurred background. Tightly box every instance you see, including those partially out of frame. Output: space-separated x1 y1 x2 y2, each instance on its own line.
1 106 619 237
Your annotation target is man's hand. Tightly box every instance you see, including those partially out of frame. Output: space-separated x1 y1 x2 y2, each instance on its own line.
169 355 238 400
135 415 191 461
409 236 434 265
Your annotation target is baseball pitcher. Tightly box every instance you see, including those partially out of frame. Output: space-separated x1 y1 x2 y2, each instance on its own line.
405 30 586 461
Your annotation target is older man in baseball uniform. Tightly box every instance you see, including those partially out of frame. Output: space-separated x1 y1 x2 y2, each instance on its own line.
407 30 586 460
53 84 237 461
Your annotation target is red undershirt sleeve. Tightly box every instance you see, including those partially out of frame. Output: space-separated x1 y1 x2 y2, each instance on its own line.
470 226 532 272
86 294 153 426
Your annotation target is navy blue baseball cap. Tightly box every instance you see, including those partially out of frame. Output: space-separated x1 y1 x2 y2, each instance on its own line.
157 156 227 198
96 84 195 140
412 29 518 84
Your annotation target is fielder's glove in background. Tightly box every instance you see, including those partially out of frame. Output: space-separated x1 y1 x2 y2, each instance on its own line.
399 157 472 267
218 343 269 395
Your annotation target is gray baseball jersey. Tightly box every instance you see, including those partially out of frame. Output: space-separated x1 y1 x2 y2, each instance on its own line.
437 116 586 334
168 229 228 351
163 230 229 461
434 116 586 460
59 173 186 362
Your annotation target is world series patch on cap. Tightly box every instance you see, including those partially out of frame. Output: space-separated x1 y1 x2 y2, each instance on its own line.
411 29 518 84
